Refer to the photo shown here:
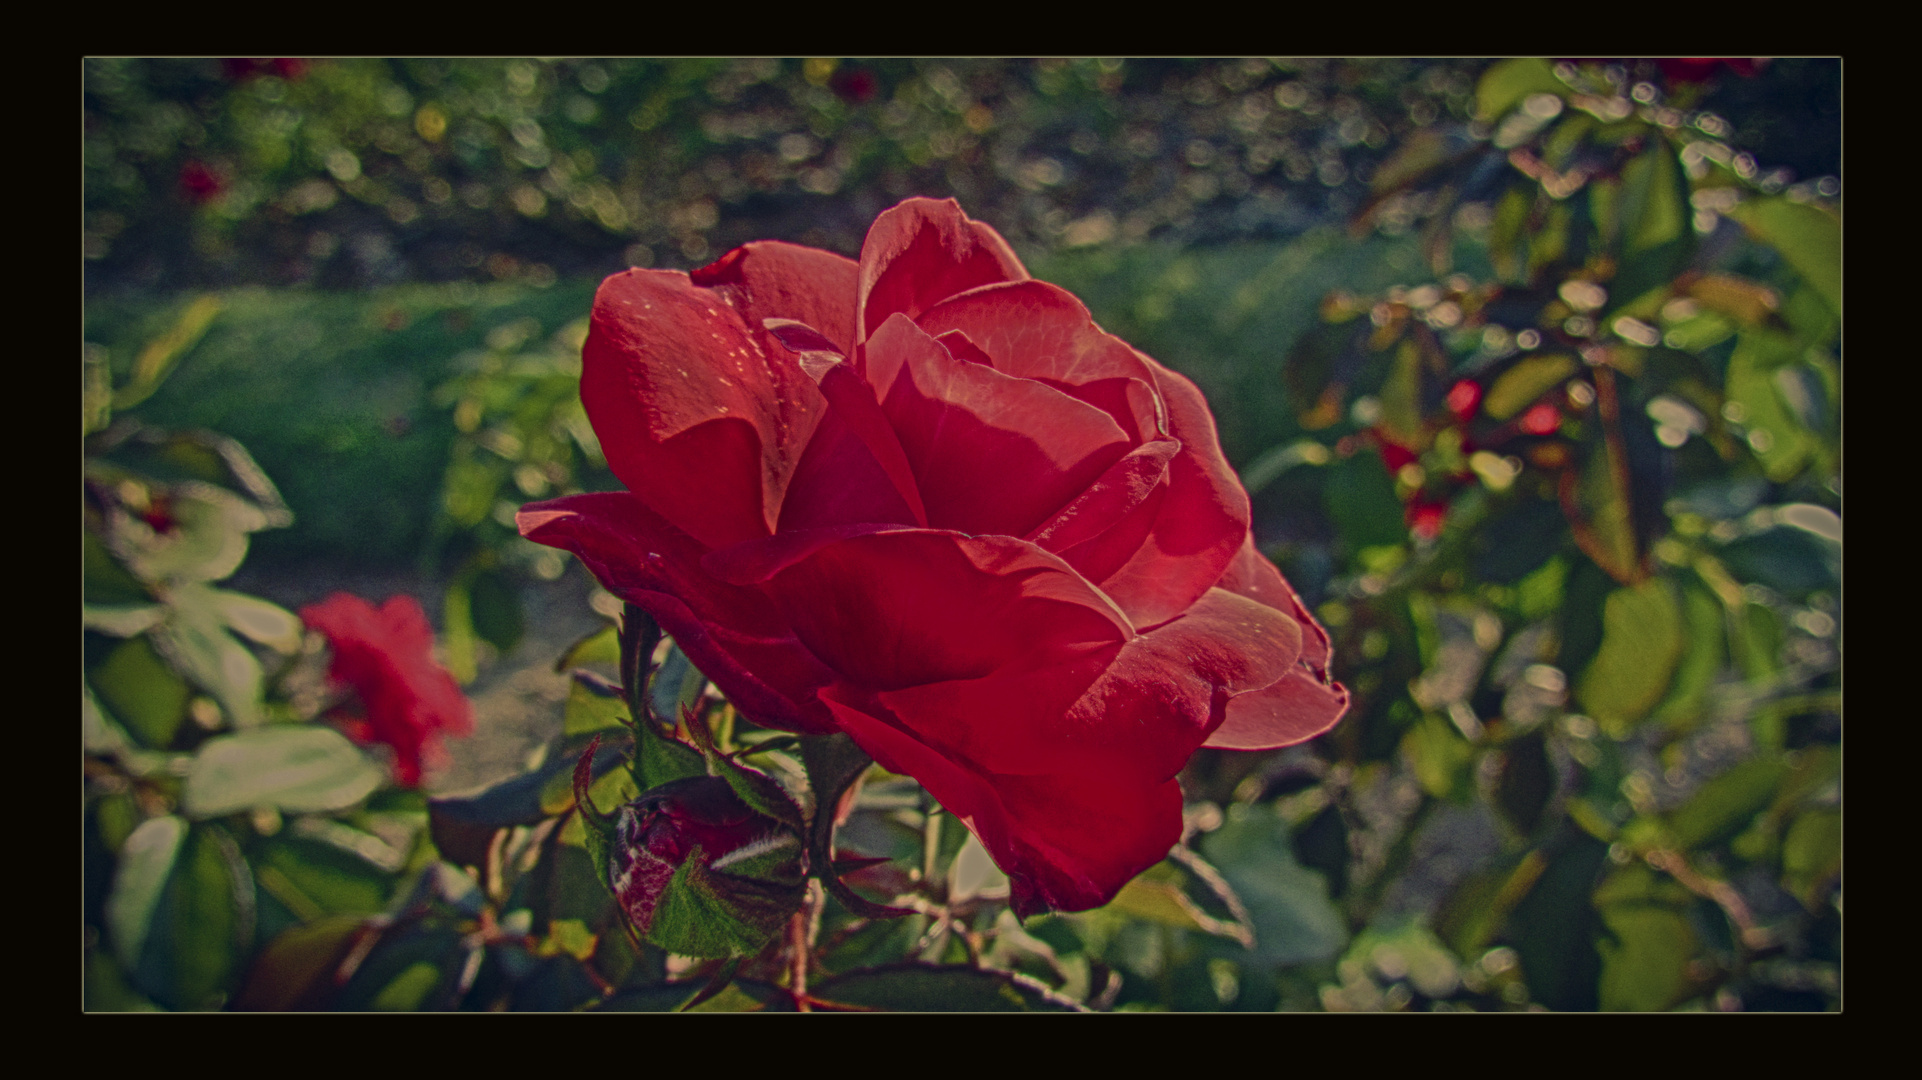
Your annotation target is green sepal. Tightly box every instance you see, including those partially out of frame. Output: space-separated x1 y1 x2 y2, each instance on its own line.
634 712 706 791
571 735 625 907
645 842 803 959
684 708 805 835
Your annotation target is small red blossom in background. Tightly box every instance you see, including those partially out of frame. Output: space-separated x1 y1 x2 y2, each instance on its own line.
221 58 310 82
1656 58 1765 83
1519 401 1563 436
179 161 225 204
1445 379 1483 423
830 67 878 104
299 593 473 787
1406 497 1449 541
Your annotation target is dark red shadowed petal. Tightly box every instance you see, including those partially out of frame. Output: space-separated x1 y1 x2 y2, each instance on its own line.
517 493 839 734
1086 359 1250 628
581 269 827 550
878 583 1297 778
865 314 1131 539
759 529 1132 692
1024 439 1180 555
855 198 1028 346
819 688 1184 916
765 319 929 527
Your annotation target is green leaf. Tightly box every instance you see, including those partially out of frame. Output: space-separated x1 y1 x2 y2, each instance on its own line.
1577 577 1685 735
468 568 525 653
1403 713 1476 801
810 963 1084 1012
89 635 190 749
1620 143 1686 255
1726 330 1815 481
1650 585 1726 733
1198 803 1346 967
1484 354 1577 420
114 295 223 411
1780 808 1840 907
84 527 151 605
1726 197 1840 315
82 602 166 638
107 815 187 973
1324 452 1405 548
564 670 632 737
84 343 113 436
137 824 252 1010
1666 754 1789 850
1105 876 1213 932
1494 729 1554 836
1593 864 1698 1011
554 622 620 673
1378 340 1425 448
182 726 384 819
1476 58 1565 121
441 578 478 684
253 835 395 918
211 589 303 653
1505 834 1607 1011
153 582 265 729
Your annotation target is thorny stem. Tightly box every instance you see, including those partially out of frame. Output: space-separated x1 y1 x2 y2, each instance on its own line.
786 909 812 1012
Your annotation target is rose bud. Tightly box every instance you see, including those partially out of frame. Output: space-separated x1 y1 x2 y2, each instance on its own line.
299 593 472 787
520 198 1348 916
604 775 806 957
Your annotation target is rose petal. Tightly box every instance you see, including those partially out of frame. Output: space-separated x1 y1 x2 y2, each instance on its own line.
916 279 1150 387
855 197 1029 346
1205 669 1351 750
1024 438 1179 554
690 240 860 355
762 322 929 528
582 269 828 549
1088 359 1250 627
517 493 839 733
876 584 1298 777
776 405 922 531
1200 536 1348 749
1214 533 1332 671
818 688 1183 916
867 314 1131 538
761 529 1131 691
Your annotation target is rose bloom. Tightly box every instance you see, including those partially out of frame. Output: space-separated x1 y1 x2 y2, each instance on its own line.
299 593 473 787
521 198 1346 913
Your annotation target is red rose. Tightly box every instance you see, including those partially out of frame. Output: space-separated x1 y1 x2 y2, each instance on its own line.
178 160 225 204
299 593 473 787
519 198 1346 914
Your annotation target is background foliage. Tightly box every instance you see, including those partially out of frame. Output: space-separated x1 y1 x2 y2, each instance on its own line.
84 58 1838 1012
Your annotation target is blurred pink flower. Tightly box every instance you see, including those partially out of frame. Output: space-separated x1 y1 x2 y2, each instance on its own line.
299 593 473 787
